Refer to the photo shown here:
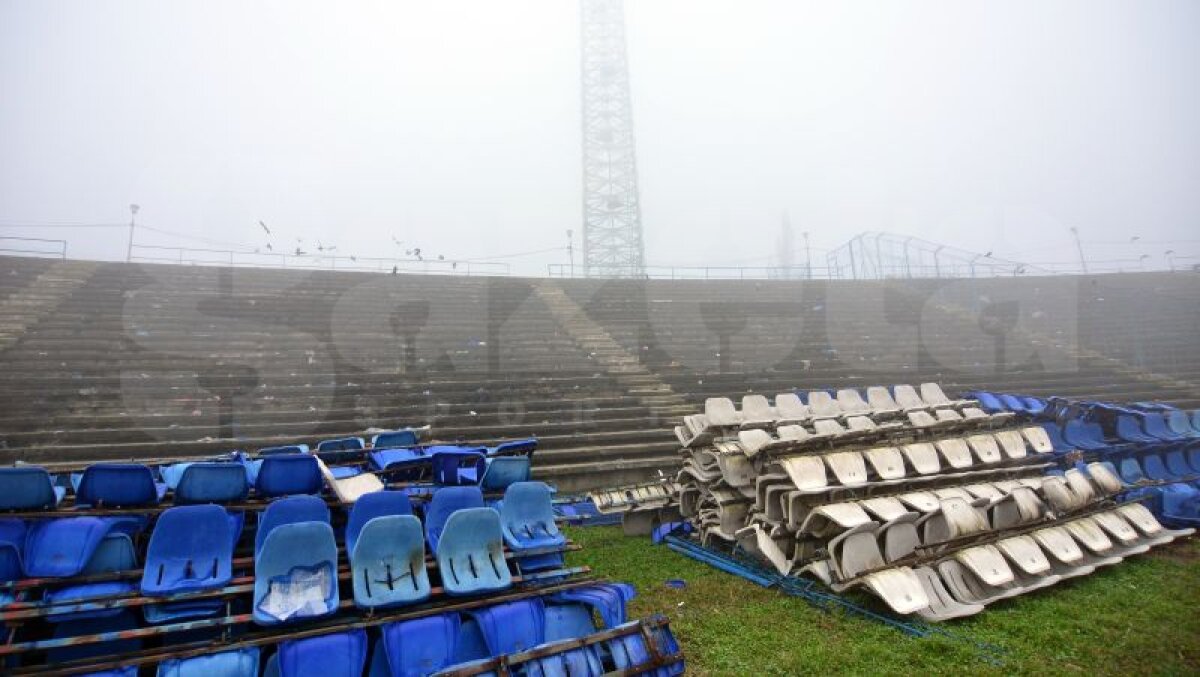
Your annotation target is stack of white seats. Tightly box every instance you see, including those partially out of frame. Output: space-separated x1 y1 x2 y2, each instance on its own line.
673 383 1191 620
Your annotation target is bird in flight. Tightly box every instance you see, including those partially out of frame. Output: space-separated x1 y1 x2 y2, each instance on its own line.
259 220 271 235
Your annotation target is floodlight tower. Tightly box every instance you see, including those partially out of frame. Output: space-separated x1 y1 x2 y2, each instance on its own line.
580 0 645 277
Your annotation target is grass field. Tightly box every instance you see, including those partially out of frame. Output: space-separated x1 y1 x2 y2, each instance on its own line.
565 526 1200 676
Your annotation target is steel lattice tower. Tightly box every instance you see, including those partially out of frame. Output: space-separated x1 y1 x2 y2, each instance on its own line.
580 0 645 277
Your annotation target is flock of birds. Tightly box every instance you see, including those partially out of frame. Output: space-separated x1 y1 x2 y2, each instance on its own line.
252 220 451 266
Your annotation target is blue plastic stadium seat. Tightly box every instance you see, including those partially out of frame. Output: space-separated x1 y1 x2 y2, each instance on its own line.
549 583 635 632
469 598 545 655
23 517 138 577
256 495 330 555
543 585 638 672
436 508 512 596
350 514 429 609
278 629 367 677
253 521 339 625
974 391 1004 413
424 486 485 554
1166 410 1200 437
480 456 532 492
172 462 250 504
259 444 309 455
1142 454 1179 481
1062 420 1109 451
1040 424 1069 453
317 437 366 452
1115 415 1162 445
1188 448 1200 474
373 613 459 677
555 500 622 526
40 525 138 622
488 438 538 456
255 454 323 497
1022 397 1047 416
1142 413 1186 441
0 467 65 510
1160 483 1200 527
1119 456 1147 484
346 491 413 554
454 616 491 665
76 463 166 507
157 646 260 677
372 430 420 449
0 519 27 592
140 505 234 622
368 448 431 482
1165 451 1196 479
430 448 487 485
998 394 1027 413
500 482 565 572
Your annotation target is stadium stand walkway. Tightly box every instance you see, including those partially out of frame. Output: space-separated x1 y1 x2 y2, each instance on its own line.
0 255 1196 491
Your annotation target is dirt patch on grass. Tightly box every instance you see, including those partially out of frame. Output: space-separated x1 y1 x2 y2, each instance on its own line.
1146 537 1200 564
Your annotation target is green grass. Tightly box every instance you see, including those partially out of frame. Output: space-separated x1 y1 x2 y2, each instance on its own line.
565 526 1200 676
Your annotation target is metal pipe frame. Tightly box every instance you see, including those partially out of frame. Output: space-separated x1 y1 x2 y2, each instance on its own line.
7 577 602 675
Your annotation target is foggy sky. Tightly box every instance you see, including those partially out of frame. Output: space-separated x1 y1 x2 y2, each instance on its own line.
2 1 1198 275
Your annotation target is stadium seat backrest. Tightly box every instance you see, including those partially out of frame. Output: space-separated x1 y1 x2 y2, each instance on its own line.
480 456 532 491
489 438 538 456
316 437 366 452
256 454 323 497
258 445 308 456
142 505 234 595
278 629 366 677
372 430 419 449
253 521 339 625
549 582 635 629
156 647 260 677
76 463 162 507
24 517 133 578
377 613 460 677
430 449 487 486
175 463 249 504
836 389 871 414
256 494 330 555
345 491 413 554
436 507 512 595
469 598 546 655
807 391 841 418
424 486 485 554
500 482 563 546
0 467 62 510
892 384 925 410
350 514 429 609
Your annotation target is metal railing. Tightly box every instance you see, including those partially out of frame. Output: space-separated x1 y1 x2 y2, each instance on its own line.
547 263 835 280
0 237 67 260
547 258 1197 280
129 245 509 276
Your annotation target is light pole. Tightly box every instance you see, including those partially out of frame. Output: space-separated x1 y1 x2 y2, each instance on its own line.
1069 227 1088 273
566 229 575 277
126 204 139 263
802 231 811 279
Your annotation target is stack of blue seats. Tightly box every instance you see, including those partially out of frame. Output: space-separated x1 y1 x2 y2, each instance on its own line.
0 441 684 677
978 391 1200 528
